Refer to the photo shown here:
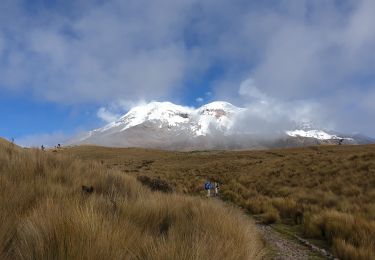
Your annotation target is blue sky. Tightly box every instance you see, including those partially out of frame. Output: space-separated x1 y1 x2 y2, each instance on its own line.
0 0 374 146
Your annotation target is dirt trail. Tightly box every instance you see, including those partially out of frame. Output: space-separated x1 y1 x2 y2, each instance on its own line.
257 223 311 260
212 198 326 260
257 223 339 259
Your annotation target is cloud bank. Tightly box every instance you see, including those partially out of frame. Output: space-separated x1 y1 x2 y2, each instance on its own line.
232 78 326 137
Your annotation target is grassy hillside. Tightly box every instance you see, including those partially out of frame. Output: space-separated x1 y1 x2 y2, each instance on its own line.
0 137 16 147
61 144 375 260
0 141 264 259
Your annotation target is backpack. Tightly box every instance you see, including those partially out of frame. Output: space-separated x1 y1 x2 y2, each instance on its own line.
204 182 211 190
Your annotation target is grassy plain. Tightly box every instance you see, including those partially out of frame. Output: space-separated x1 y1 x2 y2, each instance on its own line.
0 138 264 259
61 144 375 260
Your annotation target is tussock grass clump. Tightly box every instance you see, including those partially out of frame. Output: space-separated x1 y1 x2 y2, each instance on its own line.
137 175 173 193
303 210 375 260
0 141 264 259
260 206 280 224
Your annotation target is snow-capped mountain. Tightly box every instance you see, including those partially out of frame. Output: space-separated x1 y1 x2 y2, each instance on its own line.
72 101 370 150
82 101 243 140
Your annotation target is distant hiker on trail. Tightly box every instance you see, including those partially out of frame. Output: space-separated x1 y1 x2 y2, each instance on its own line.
204 181 212 197
214 182 219 197
41 145 45 151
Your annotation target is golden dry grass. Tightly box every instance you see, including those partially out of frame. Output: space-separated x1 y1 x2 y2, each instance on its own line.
61 144 375 260
0 140 264 260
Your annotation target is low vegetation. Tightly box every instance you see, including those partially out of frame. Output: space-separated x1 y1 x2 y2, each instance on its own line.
63 144 375 260
0 139 264 259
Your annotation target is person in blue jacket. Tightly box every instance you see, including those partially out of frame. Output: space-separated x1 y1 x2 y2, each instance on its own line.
204 181 212 197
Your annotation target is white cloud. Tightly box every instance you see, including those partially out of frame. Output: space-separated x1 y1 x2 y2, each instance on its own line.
232 78 326 136
245 0 375 102
344 0 375 52
97 107 120 123
196 97 204 103
0 0 196 103
208 1 375 136
1 1 374 104
95 99 149 122
239 78 268 101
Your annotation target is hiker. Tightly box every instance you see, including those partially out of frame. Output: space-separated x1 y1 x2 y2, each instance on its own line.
204 181 211 197
214 182 219 197
41 145 45 151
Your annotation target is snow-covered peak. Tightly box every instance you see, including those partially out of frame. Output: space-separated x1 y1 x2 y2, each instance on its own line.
107 102 193 131
198 101 244 115
120 101 192 122
124 101 192 117
198 101 239 110
286 129 353 140
193 101 245 136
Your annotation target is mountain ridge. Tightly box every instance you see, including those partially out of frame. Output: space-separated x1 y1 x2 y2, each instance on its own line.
71 101 372 150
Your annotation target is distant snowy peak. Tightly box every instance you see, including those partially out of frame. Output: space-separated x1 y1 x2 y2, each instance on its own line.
197 102 244 121
99 102 193 132
286 129 353 141
198 101 244 115
286 120 354 140
119 101 192 129
194 101 246 136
